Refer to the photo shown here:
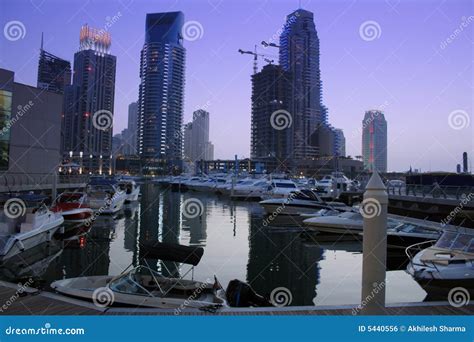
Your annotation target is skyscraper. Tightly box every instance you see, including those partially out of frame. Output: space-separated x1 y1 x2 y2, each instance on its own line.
126 101 138 155
184 110 214 162
37 34 71 94
62 25 116 174
137 12 186 174
333 129 346 157
362 110 387 172
279 9 322 162
251 64 291 171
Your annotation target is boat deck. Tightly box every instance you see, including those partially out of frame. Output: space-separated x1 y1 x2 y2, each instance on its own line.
0 281 472 316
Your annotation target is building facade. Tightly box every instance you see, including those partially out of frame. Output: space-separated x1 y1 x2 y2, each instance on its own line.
334 128 346 157
125 101 138 155
250 64 291 171
37 36 71 94
62 25 116 174
137 12 186 174
184 110 214 162
0 68 62 175
362 110 387 172
279 9 322 162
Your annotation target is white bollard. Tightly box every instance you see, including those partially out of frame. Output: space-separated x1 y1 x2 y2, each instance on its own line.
360 171 388 315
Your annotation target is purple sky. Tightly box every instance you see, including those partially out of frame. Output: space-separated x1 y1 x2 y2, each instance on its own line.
1 0 472 172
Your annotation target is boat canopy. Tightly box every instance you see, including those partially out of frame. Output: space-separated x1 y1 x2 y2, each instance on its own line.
139 241 204 266
435 229 474 253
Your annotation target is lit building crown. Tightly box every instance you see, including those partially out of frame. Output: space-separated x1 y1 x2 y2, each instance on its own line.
79 24 111 54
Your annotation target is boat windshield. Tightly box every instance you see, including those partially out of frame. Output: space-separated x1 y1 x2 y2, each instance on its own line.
339 212 361 220
435 231 474 253
274 183 296 188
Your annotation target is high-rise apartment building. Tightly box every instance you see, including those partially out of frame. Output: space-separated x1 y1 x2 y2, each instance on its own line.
250 64 291 170
362 110 387 172
279 9 322 162
184 110 214 162
137 12 186 174
62 25 116 174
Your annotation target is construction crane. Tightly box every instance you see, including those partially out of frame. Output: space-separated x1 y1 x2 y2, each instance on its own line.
238 45 275 74
261 41 280 49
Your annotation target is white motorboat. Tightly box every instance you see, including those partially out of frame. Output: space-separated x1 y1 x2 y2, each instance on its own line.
230 179 269 200
264 179 298 199
304 212 444 248
0 195 64 262
117 179 140 202
406 228 474 296
313 172 354 199
87 179 126 214
260 189 330 215
51 242 227 310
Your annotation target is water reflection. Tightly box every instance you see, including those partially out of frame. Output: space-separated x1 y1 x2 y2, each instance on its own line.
0 183 426 306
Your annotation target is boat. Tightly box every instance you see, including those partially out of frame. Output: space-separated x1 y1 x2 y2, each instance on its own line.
406 228 474 296
86 178 126 214
51 192 93 223
51 242 228 310
304 212 444 248
0 194 64 262
117 179 140 202
312 172 354 199
230 179 269 200
264 179 299 199
260 189 331 215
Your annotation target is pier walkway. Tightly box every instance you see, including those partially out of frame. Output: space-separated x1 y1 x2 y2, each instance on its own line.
0 282 472 316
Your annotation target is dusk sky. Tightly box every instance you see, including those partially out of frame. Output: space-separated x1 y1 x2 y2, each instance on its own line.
1 0 472 172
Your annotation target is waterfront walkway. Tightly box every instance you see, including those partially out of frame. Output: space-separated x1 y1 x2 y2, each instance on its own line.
0 282 472 316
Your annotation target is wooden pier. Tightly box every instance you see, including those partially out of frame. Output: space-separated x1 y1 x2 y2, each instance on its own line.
0 282 472 316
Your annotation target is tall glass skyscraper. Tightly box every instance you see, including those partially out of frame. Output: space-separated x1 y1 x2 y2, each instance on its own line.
279 9 322 161
362 110 388 172
138 12 186 174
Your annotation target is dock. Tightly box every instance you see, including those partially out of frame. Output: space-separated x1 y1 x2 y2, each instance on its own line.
0 282 472 316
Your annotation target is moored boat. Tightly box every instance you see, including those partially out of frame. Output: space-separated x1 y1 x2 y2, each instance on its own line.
51 192 93 223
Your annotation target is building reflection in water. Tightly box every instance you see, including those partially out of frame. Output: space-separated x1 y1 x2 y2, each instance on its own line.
246 214 324 306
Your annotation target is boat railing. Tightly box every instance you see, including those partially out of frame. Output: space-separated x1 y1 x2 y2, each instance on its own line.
387 184 474 201
405 240 440 274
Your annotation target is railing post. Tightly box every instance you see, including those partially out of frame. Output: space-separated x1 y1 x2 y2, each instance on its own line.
360 171 388 315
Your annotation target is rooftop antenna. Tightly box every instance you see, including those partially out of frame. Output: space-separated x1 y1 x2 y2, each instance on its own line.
40 32 44 51
298 0 302 9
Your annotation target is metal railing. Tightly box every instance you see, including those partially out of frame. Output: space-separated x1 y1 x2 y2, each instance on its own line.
0 172 89 191
387 184 474 201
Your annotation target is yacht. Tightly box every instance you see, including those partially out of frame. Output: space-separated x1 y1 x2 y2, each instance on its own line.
313 172 354 199
406 228 474 295
0 194 64 262
117 178 140 202
230 179 269 200
51 192 93 223
260 189 330 215
86 179 126 214
304 212 444 248
51 242 228 310
264 179 298 199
